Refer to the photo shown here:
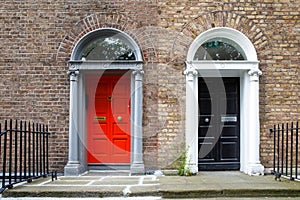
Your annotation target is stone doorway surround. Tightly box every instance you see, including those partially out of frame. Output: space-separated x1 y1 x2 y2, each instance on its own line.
64 28 145 176
184 27 264 175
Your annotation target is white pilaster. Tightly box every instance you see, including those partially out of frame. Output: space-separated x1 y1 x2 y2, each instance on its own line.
130 69 145 175
184 63 198 174
64 63 83 176
246 69 264 175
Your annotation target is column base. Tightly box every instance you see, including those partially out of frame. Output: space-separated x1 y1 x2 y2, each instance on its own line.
64 162 85 176
246 163 265 176
130 163 145 175
186 162 198 174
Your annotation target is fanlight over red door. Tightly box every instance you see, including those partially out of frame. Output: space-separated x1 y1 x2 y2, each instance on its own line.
87 75 131 163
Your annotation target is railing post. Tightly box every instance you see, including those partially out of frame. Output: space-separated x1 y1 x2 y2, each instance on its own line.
281 123 284 175
285 123 289 177
277 124 280 174
2 120 8 188
28 122 31 179
46 125 49 175
39 124 42 177
14 120 18 183
290 122 294 180
24 121 27 180
19 121 23 182
8 119 13 186
36 123 39 177
42 124 46 177
296 121 299 180
272 125 276 174
32 122 35 178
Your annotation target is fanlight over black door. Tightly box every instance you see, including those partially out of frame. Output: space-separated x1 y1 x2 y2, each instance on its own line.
198 77 240 170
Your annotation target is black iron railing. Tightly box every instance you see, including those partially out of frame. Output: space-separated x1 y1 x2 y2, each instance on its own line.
270 121 299 181
0 119 55 194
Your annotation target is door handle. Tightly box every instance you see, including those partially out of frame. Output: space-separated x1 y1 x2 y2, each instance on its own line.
117 116 122 121
204 118 210 123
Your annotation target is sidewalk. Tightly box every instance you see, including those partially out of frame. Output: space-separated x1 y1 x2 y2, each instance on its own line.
2 171 300 199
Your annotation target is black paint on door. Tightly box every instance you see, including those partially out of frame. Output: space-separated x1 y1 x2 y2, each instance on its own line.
198 77 240 170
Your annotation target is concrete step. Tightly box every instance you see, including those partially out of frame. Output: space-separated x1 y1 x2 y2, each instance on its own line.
1 197 162 200
2 172 300 199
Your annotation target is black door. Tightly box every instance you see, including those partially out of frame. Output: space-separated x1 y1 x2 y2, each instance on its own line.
198 77 240 170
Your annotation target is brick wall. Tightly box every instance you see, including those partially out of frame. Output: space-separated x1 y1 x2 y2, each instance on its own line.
0 0 299 171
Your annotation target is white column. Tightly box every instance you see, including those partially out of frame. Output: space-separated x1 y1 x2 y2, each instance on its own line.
130 69 145 175
64 64 83 176
246 68 264 175
184 63 198 174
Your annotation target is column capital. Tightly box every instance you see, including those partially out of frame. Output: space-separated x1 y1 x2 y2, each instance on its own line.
67 64 79 81
132 69 144 81
68 61 80 71
132 69 144 75
184 64 198 81
248 68 262 82
135 63 143 70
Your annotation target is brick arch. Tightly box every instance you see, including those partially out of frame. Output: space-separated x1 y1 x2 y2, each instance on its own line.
56 12 157 63
170 11 269 63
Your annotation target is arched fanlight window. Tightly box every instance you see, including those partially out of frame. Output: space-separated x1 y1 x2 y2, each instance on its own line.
193 38 246 61
72 29 141 61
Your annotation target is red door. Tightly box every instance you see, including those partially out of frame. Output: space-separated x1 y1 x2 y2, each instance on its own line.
87 74 131 163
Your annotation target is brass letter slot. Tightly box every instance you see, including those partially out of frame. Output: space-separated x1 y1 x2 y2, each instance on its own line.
94 116 106 121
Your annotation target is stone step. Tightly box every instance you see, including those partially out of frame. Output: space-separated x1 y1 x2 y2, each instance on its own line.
2 172 300 199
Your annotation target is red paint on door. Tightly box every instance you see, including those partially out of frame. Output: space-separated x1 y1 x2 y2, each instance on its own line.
87 74 131 163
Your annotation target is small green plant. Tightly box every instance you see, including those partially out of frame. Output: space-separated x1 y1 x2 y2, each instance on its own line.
177 149 186 176
175 144 193 176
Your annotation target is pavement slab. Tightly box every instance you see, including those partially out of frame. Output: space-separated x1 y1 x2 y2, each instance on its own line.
2 171 300 199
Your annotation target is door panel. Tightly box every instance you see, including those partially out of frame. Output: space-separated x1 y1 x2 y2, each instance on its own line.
198 77 240 170
199 142 215 162
87 74 131 164
222 126 238 137
220 142 239 160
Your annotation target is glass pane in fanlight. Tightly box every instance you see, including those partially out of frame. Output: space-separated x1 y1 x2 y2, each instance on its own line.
193 39 245 61
80 36 136 61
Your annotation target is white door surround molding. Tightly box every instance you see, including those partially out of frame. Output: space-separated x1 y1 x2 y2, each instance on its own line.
185 27 264 175
64 28 145 176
